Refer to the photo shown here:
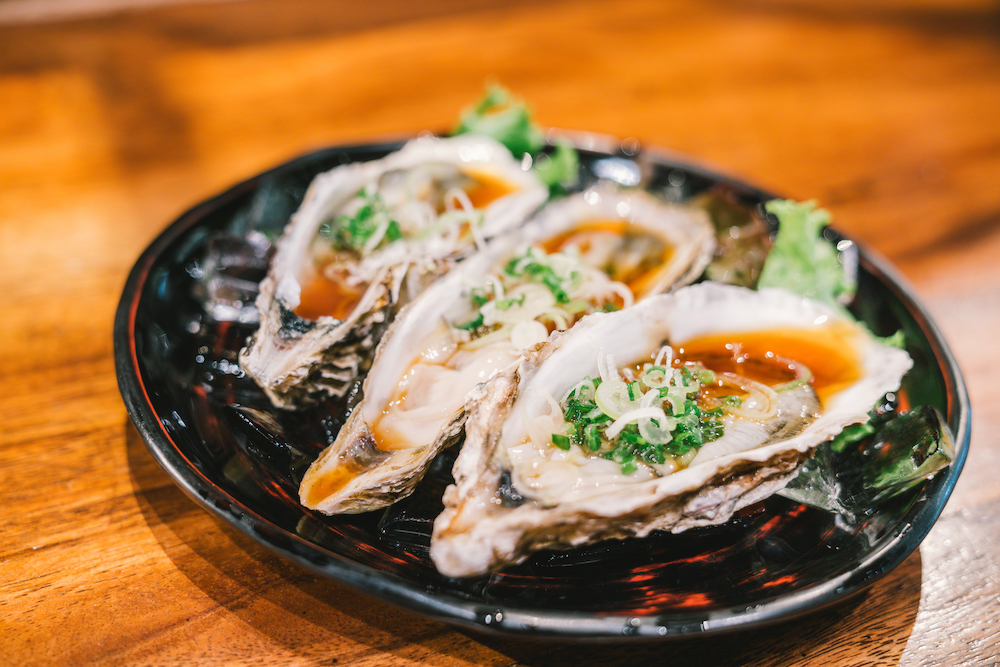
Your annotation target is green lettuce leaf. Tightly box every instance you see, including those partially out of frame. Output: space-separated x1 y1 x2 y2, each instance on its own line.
532 140 580 190
453 85 545 158
453 84 579 191
757 199 856 314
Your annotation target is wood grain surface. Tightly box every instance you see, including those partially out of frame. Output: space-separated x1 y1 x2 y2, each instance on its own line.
2 0 999 664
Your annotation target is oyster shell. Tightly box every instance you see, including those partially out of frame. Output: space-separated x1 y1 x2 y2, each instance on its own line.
239 135 548 408
298 189 716 514
429 282 913 577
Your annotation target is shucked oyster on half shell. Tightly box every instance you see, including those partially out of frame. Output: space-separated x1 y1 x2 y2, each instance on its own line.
239 135 548 409
429 282 913 577
298 189 716 514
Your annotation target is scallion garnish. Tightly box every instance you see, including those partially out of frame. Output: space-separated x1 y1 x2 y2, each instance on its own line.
495 294 526 311
470 287 489 308
551 433 572 450
454 246 620 343
503 248 580 304
324 189 401 255
547 352 726 474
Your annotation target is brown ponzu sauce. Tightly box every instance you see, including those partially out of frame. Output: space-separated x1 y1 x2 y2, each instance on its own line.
675 322 862 406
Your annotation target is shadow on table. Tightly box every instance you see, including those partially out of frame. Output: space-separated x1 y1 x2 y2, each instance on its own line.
126 419 922 666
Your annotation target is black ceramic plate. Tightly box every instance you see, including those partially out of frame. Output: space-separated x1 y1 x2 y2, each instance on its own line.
115 136 970 640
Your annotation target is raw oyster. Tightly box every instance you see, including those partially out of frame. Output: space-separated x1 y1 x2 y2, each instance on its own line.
429 282 913 577
520 187 716 298
239 135 548 408
298 190 716 514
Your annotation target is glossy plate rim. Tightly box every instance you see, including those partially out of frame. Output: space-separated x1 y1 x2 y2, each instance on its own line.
114 136 971 641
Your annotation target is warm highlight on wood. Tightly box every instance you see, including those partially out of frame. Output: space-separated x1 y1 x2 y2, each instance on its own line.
2 0 998 664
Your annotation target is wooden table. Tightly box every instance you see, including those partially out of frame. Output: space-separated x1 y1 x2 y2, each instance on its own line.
3 0 998 663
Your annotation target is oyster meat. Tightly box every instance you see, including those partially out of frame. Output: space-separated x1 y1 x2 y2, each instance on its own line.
429 282 913 577
239 135 548 408
522 187 716 298
298 189 716 514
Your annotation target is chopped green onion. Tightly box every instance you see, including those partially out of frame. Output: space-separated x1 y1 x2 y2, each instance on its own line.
495 294 526 311
470 287 489 308
695 369 716 385
328 189 401 254
456 313 484 331
548 359 725 474
384 220 402 244
503 248 579 304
